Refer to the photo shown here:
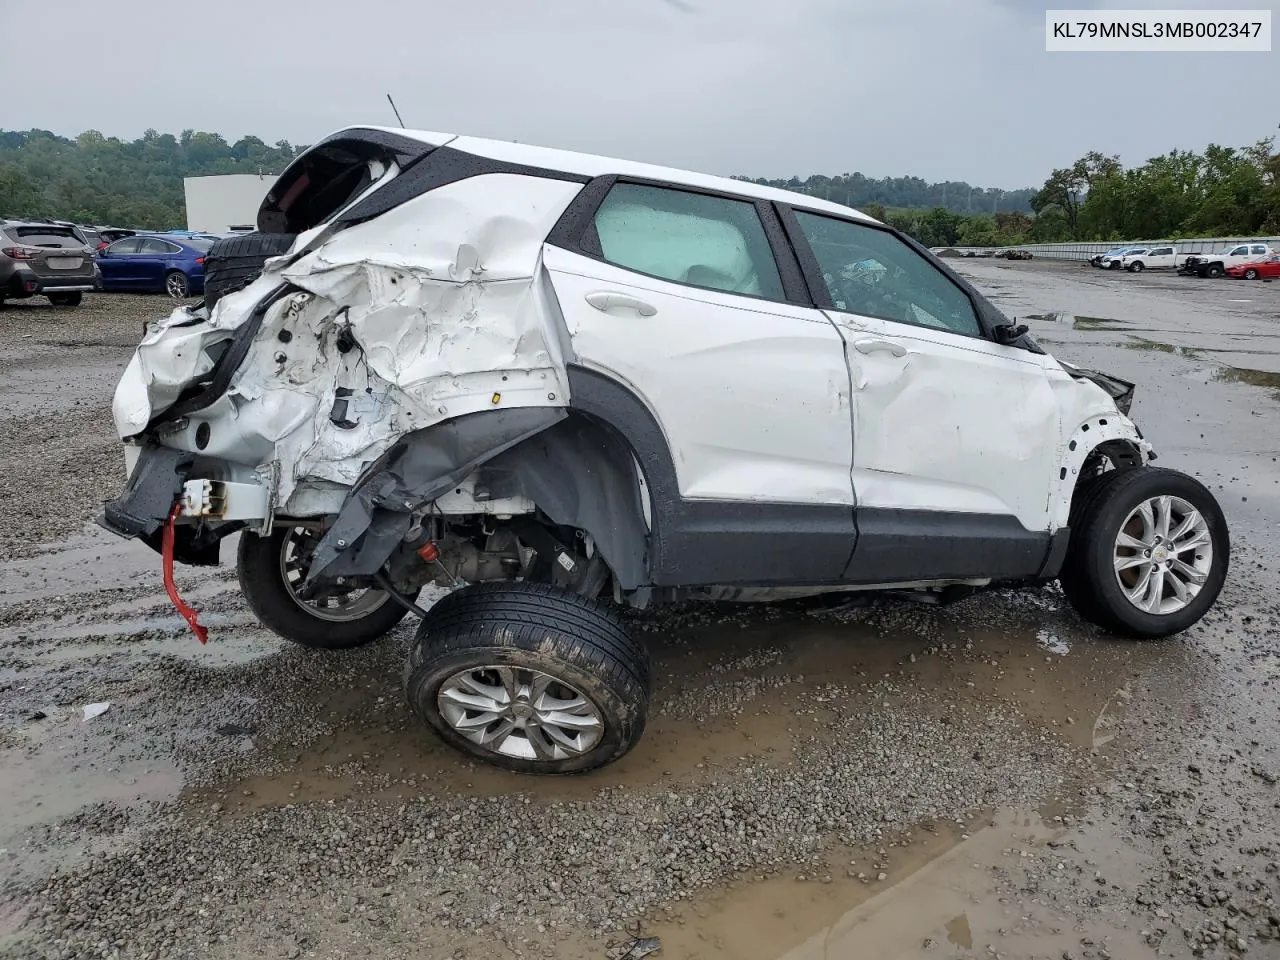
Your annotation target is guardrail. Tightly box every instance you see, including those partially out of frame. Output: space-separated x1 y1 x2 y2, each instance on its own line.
937 237 1280 261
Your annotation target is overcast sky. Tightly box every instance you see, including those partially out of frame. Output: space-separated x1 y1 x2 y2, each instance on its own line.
7 0 1277 188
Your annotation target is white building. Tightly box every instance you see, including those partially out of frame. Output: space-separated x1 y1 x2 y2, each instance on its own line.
183 174 275 232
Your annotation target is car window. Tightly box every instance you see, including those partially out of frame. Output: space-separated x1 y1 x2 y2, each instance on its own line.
1251 245 1267 255
107 238 141 255
9 228 84 248
1230 246 1248 255
793 211 979 336
183 238 214 253
137 238 178 254
592 183 785 300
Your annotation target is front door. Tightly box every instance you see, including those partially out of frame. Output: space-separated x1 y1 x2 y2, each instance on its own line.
544 180 856 585
99 237 142 288
783 208 1060 582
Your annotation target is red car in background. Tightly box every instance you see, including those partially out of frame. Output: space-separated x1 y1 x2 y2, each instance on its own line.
1226 255 1280 280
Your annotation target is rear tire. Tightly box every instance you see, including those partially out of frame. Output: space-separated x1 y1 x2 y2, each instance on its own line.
405 582 651 774
164 271 190 299
47 292 82 307
1059 467 1228 638
203 232 296 310
1128 261 1144 273
1244 268 1259 280
236 527 409 649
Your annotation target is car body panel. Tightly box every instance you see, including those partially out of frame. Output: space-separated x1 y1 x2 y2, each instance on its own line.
544 244 855 506
114 173 582 511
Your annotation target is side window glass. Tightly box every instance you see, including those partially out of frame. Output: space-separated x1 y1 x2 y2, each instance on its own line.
793 211 980 337
139 238 170 254
108 238 140 255
1231 246 1248 256
592 183 785 300
1251 245 1266 255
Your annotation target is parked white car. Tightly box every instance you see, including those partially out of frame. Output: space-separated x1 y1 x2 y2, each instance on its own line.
1185 242 1275 278
1100 246 1147 270
101 126 1232 773
1121 245 1179 272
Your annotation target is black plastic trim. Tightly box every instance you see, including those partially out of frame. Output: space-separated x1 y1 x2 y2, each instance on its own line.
333 145 590 230
546 175 816 308
566 365 856 586
1037 527 1072 579
843 508 1050 583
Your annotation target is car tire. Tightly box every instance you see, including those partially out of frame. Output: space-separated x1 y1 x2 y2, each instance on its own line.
405 582 651 774
1108 261 1121 270
203 232 297 310
47 292 82 307
236 527 409 649
165 271 190 299
1244 268 1259 280
1128 261 1144 273
1059 467 1228 639
1206 264 1224 278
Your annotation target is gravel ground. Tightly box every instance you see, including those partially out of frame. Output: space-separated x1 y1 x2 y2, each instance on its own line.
1 273 1279 960
0 294 174 560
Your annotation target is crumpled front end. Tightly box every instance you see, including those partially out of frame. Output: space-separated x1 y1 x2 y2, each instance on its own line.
102 172 586 579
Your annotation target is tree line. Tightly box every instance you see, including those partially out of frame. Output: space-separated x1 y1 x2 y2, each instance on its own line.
0 128 302 229
2 126 1276 248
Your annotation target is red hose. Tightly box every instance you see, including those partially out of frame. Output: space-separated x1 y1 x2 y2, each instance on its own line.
163 503 209 644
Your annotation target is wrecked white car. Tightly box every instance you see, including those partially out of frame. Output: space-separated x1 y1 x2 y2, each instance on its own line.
103 126 1230 773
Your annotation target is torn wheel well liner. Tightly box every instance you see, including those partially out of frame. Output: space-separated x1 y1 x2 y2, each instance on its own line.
305 407 569 585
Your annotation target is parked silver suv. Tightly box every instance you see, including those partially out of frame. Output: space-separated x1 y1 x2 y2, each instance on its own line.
0 220 101 307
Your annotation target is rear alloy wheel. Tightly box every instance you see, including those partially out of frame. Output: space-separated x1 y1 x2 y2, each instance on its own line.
236 527 408 649
1060 467 1228 638
1244 268 1260 280
405 582 651 773
165 271 190 299
47 292 82 307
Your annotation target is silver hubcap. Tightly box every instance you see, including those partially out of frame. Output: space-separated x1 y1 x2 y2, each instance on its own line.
1113 495 1213 614
166 274 187 298
437 666 604 761
279 527 392 622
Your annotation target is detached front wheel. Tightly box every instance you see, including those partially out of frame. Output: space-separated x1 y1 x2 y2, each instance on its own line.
405 582 651 774
1060 468 1228 637
236 527 409 649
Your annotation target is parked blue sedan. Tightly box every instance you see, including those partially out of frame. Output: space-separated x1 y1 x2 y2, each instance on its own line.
97 234 213 298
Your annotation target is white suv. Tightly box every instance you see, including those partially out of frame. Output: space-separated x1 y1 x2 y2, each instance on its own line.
102 126 1230 773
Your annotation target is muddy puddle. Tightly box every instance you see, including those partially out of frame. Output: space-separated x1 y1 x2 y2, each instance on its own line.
188 595 1171 820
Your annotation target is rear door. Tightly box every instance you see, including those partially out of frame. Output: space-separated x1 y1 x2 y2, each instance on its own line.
135 238 178 288
782 207 1058 582
1147 246 1175 269
543 178 857 585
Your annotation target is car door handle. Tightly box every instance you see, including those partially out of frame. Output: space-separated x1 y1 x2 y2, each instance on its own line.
585 291 657 317
853 338 907 358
